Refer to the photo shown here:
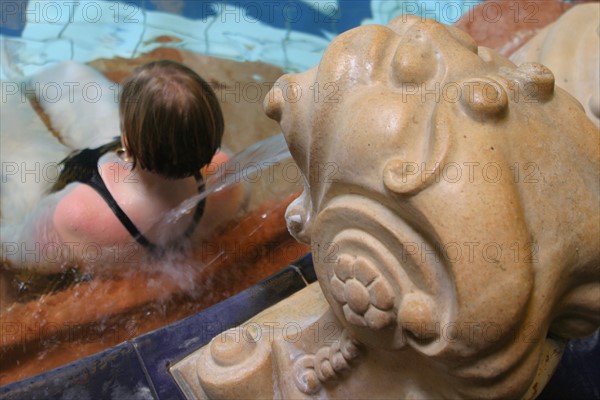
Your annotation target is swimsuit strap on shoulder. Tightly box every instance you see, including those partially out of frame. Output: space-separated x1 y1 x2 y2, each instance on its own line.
183 171 207 238
53 138 208 255
87 171 159 253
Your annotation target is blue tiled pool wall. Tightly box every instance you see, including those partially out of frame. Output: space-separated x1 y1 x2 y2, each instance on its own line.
0 0 484 78
0 254 316 400
1 0 485 37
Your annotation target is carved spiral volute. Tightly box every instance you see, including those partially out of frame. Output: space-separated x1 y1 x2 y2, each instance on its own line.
311 194 456 354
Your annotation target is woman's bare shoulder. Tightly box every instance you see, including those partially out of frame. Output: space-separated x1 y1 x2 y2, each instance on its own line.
53 183 131 246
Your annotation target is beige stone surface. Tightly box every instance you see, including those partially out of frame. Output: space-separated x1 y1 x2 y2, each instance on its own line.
454 0 595 57
510 3 600 127
177 15 600 399
175 284 564 399
171 283 328 399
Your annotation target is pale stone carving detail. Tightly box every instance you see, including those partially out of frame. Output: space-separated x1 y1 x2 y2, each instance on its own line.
172 15 600 399
510 3 600 126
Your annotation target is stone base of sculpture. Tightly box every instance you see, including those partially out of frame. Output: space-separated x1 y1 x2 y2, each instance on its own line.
171 283 564 399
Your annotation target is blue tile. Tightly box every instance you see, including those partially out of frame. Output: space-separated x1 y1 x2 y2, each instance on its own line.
291 252 317 284
0 255 313 400
132 262 309 399
0 0 28 37
0 342 156 400
539 330 600 400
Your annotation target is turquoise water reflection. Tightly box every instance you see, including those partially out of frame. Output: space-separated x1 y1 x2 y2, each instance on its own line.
0 0 481 78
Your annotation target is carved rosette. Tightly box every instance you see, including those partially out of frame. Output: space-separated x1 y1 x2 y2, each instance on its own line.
311 194 455 353
329 254 396 330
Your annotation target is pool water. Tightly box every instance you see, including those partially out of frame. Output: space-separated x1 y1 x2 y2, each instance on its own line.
1 0 482 77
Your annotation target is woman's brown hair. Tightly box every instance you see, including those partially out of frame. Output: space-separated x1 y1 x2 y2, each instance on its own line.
119 60 224 179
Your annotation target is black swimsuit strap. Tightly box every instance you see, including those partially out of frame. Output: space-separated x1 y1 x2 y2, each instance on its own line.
87 168 206 254
87 171 159 252
184 171 206 238
53 138 207 254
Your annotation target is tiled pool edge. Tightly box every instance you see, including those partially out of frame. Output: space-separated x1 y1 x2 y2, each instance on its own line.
0 253 315 400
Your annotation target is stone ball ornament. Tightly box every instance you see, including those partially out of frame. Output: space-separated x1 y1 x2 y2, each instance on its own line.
178 15 599 400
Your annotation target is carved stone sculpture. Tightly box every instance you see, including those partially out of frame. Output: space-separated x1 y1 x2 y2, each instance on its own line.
172 15 600 399
510 3 600 127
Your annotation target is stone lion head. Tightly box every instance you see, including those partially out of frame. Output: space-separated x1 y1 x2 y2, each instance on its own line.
265 15 600 398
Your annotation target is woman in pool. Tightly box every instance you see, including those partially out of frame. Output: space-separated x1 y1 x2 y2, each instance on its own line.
8 60 243 273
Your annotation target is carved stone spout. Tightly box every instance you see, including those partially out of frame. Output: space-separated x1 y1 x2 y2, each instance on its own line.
172 15 600 399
